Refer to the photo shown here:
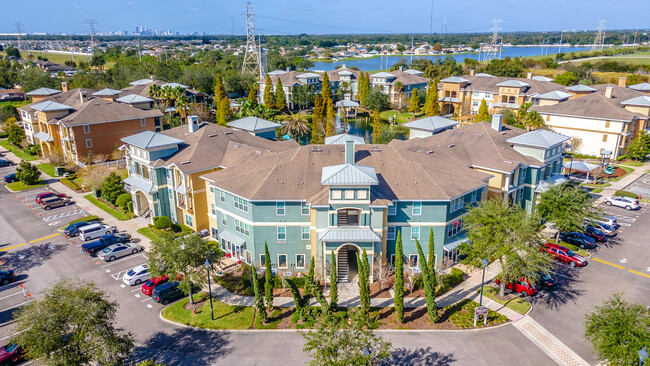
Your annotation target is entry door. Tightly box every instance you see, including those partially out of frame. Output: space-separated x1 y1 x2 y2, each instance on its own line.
233 244 242 261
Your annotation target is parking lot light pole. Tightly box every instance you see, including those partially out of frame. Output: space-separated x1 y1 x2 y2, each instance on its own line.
204 259 214 321
479 258 488 307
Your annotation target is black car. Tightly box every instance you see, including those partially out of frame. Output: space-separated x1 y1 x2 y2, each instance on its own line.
81 233 132 256
0 270 16 286
559 232 597 249
152 281 184 305
0 159 14 167
3 173 16 183
535 272 558 290
64 220 100 237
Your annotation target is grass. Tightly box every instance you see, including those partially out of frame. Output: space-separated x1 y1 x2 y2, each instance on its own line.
480 286 531 315
137 227 162 242
83 194 131 221
162 292 254 330
0 139 38 161
6 180 47 191
618 161 645 167
606 165 634 182
58 215 100 230
36 163 56 177
253 307 283 329
582 182 611 188
592 188 603 194
0 100 28 109
379 110 415 123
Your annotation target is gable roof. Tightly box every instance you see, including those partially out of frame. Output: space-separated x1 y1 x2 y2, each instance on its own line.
58 98 163 127
121 130 184 149
325 134 365 145
162 82 189 89
321 164 379 185
532 75 554 82
404 116 458 132
92 88 122 96
475 73 494 77
26 87 60 96
227 117 281 132
506 129 570 148
129 79 153 86
116 94 154 104
31 100 72 112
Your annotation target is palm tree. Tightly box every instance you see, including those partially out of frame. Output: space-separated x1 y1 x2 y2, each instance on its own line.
280 112 311 140
524 110 544 131
176 95 192 123
148 84 161 108
394 81 404 109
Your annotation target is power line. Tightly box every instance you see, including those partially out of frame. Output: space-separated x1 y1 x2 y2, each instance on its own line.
13 23 23 52
484 19 502 62
241 2 263 78
592 20 606 51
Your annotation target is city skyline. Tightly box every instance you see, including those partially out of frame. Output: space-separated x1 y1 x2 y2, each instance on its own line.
2 0 649 36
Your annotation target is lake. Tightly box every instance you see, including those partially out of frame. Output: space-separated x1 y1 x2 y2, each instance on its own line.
310 46 593 71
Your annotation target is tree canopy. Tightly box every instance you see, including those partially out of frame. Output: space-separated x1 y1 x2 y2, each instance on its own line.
536 184 601 240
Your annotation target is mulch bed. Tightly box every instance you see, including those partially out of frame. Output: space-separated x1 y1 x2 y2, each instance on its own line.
606 167 627 179
183 298 206 312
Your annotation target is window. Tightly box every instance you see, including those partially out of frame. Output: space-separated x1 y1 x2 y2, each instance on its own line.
345 190 355 199
412 201 422 215
301 226 310 240
387 226 396 240
277 226 286 241
409 254 419 267
470 190 477 203
332 190 342 199
388 203 396 215
259 254 265 266
301 202 309 215
521 168 527 183
185 214 193 227
338 209 360 226
220 190 226 203
450 196 464 212
411 227 420 240
278 254 288 268
448 219 463 237
83 124 90 134
357 190 367 199
602 135 608 142
221 213 227 226
234 197 249 212
276 202 286 215
210 203 217 216
85 139 92 148
235 219 250 237
605 120 610 128
140 118 146 127
296 254 305 269
210 227 218 240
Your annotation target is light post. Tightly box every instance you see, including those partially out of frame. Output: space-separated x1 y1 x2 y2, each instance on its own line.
204 258 214 321
478 258 488 307
639 347 648 366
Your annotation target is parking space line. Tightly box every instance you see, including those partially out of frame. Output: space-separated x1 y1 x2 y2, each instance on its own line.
141 297 152 303
42 208 85 222
0 300 32 313
0 291 26 301
593 258 626 270
100 253 145 268
629 269 650 279
28 233 60 244
0 330 25 342
0 243 26 252
130 288 142 292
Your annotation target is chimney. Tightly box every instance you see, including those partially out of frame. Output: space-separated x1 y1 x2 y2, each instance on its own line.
469 69 475 76
605 86 614 99
286 67 291 72
399 66 404 71
61 81 69 93
491 114 503 131
618 76 627 88
150 75 156 81
79 91 86 104
526 72 533 79
188 115 199 133
345 140 354 164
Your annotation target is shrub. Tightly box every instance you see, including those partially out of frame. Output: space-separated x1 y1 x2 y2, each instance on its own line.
115 193 132 211
411 274 423 291
16 161 41 185
153 216 172 229
437 268 466 295
170 223 182 232
615 190 639 198
60 177 81 191
101 172 125 204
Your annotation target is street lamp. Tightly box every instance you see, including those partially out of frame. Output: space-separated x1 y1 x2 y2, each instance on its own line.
204 258 214 321
479 258 488 307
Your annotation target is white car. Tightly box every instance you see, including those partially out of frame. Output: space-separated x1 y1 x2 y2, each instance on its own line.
123 264 150 286
604 196 640 211
97 243 142 262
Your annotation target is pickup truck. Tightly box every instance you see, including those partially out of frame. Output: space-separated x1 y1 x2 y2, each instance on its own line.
81 233 132 257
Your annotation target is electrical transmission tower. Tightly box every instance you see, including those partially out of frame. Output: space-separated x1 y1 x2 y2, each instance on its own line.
441 18 448 37
13 23 27 55
241 2 263 78
85 19 98 54
484 19 503 62
429 0 434 35
591 20 606 51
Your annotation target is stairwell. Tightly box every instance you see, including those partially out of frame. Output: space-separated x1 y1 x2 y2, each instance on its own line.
338 249 348 283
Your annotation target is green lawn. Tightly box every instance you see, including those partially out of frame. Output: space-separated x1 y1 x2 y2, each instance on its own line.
162 293 254 330
0 139 38 161
137 226 162 242
36 163 56 177
607 165 635 182
581 182 611 188
0 100 28 110
379 110 415 123
480 286 531 315
618 161 645 167
6 180 47 191
83 194 131 221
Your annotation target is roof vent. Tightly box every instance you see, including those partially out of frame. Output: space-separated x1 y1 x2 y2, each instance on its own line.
448 144 455 148
233 144 240 148
473 133 483 137
208 134 218 137
427 150 434 154
181 161 191 165
311 148 322 152
503 160 512 164
501 132 507 135
370 146 381 151
256 151 262 155
224 131 233 135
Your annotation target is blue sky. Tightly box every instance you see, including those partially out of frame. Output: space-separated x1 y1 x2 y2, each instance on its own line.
3 0 649 35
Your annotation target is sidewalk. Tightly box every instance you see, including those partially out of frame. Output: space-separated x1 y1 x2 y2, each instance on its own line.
591 161 650 204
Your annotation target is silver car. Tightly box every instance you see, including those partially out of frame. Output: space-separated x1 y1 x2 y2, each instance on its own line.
97 243 142 262
604 196 640 211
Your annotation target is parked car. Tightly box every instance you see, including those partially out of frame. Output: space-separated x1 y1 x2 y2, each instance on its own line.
97 243 142 262
0 159 14 167
494 278 538 297
584 225 606 242
142 275 169 296
79 223 116 241
64 220 101 237
0 343 24 363
123 264 150 286
81 234 132 257
592 222 618 237
0 270 16 286
542 243 588 267
3 173 16 183
559 232 598 249
35 192 67 204
604 196 640 211
40 196 72 210
595 215 620 229
534 272 558 290
152 281 184 305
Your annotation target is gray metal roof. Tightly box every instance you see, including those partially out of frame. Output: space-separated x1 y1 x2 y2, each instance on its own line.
297 72 320 78
629 82 650 91
373 72 396 78
116 94 154 104
404 69 424 75
219 231 246 246
443 234 468 252
162 82 189 89
532 75 554 82
321 163 378 186
536 90 572 100
324 134 365 145
496 80 530 88
535 174 569 193
440 76 469 83
34 131 53 142
563 161 599 172
123 176 157 194
318 228 382 242
92 88 122 96
227 117 281 132
439 97 461 103
129 79 153 86
121 130 184 149
26 87 60 96
506 129 570 148
335 100 360 108
337 70 353 75
267 70 287 76
565 84 596 92
31 100 72 112
404 116 458 132
475 73 494 77
621 95 650 107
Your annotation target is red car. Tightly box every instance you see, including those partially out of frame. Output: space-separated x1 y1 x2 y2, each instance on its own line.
0 344 24 363
141 275 169 296
35 192 67 204
495 278 538 297
542 243 587 267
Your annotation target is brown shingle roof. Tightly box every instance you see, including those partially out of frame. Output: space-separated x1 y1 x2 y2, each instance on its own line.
59 98 163 127
446 75 563 96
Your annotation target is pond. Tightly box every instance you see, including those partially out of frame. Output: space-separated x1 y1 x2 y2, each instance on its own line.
295 116 407 144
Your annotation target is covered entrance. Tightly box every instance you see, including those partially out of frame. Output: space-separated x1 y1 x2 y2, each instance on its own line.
319 228 382 283
133 190 149 216
336 244 360 283
443 234 468 269
219 231 250 264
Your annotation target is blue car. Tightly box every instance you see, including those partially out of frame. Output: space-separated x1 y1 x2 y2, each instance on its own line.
3 173 16 183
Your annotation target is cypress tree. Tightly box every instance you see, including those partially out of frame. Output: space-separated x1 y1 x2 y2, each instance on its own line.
356 251 370 315
394 230 404 322
252 264 267 323
424 80 440 117
275 78 287 110
428 228 437 288
416 239 439 322
325 98 336 137
264 242 273 308
217 96 231 126
362 247 371 302
306 256 315 296
311 95 324 144
477 100 491 122
330 250 338 309
408 88 420 114
372 110 382 144
247 84 258 105
263 74 275 107
423 80 433 114
214 73 226 106
321 72 332 103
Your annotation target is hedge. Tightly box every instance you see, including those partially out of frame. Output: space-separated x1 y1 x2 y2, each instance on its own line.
615 190 640 198
59 177 81 191
154 216 172 229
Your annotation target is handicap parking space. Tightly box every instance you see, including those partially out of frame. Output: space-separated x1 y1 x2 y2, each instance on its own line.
623 173 650 199
598 203 647 229
10 188 90 229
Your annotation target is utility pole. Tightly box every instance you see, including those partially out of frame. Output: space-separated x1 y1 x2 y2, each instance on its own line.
410 36 414 64
484 19 502 62
241 2 263 78
592 20 606 51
